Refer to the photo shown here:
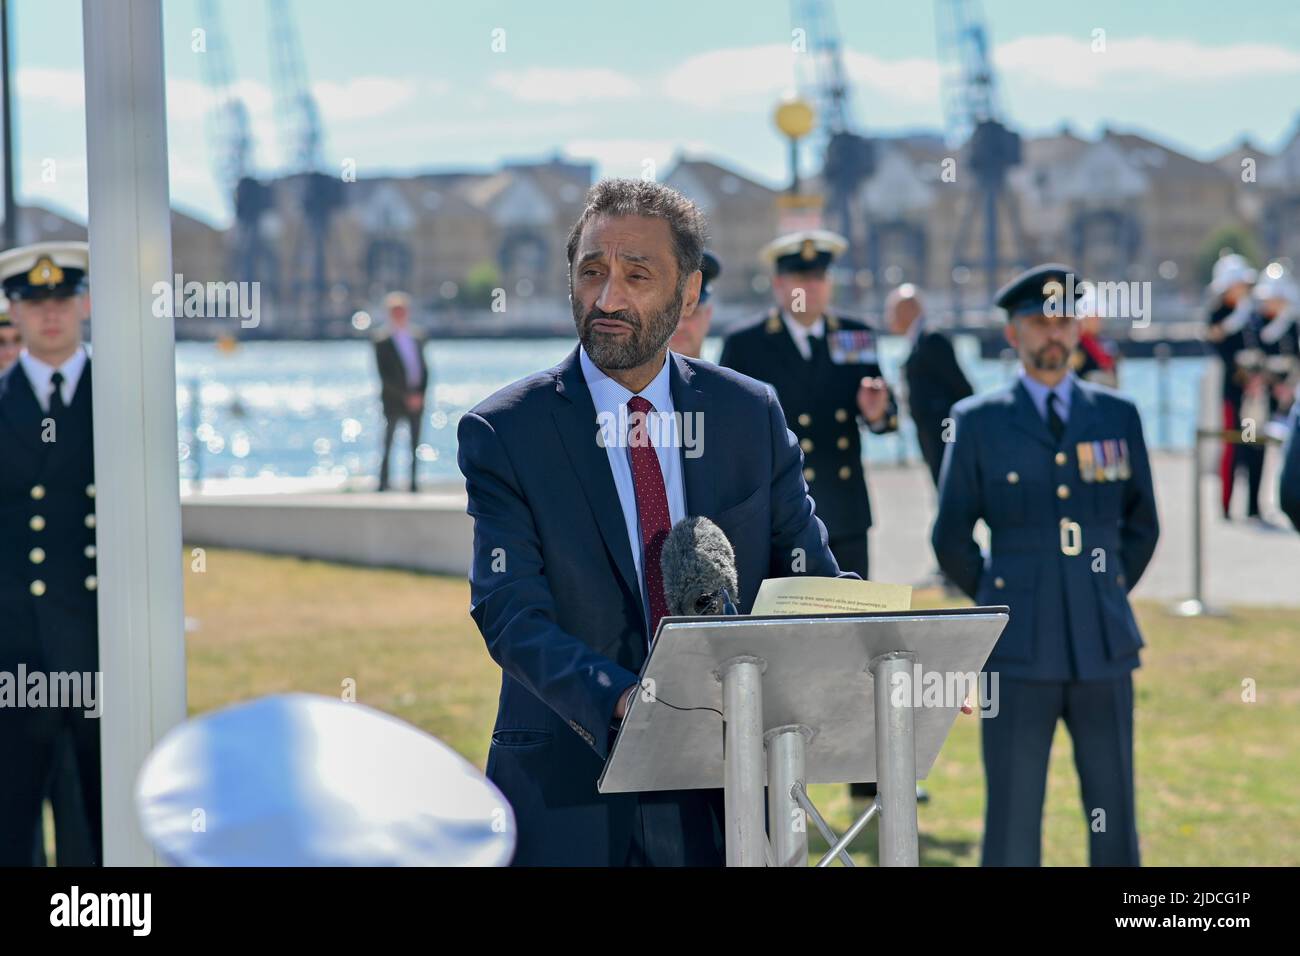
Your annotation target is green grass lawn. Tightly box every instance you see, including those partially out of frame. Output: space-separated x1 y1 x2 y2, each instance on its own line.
184 547 1300 866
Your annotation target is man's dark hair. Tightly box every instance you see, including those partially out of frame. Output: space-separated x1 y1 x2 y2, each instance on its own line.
565 178 707 290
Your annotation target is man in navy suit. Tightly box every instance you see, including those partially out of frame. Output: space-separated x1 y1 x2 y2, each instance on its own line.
932 264 1159 866
457 179 849 866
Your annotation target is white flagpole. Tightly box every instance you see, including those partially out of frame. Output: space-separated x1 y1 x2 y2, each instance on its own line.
82 0 186 866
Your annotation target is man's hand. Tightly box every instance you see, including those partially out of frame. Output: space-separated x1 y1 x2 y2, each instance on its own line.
961 696 974 715
857 376 889 424
405 393 424 413
614 684 637 721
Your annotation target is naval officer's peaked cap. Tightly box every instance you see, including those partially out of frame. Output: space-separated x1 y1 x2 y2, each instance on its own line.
0 241 89 301
136 693 517 866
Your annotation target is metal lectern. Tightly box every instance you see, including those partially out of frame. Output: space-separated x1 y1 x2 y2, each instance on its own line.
597 607 1008 867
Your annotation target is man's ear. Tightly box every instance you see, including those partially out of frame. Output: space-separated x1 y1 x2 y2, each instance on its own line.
681 268 702 318
1003 319 1017 350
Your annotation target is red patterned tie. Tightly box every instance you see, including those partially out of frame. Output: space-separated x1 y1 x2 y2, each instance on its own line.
627 395 671 635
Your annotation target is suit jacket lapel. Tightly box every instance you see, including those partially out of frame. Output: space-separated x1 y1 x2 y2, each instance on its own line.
668 352 715 519
45 361 93 475
551 345 640 602
0 363 47 454
1008 378 1057 449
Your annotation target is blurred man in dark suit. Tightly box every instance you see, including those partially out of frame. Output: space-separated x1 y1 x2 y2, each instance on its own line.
372 291 429 491
458 180 854 865
1281 390 1300 532
888 283 972 488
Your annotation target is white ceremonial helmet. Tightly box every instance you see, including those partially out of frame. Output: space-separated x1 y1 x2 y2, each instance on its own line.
1210 253 1257 294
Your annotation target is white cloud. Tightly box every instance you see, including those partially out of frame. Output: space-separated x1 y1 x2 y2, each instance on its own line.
489 68 640 104
562 138 713 179
994 35 1300 91
662 43 939 112
312 76 430 121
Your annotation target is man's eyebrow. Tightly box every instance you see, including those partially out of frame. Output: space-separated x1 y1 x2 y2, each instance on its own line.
576 249 659 268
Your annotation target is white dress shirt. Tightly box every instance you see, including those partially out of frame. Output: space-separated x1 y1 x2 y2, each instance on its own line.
19 346 88 413
391 328 423 387
579 346 687 609
781 311 826 360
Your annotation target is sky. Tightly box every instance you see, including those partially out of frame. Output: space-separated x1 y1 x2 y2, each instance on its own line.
12 0 1300 227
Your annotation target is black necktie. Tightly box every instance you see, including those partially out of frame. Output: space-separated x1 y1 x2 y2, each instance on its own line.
49 371 67 418
808 331 829 366
1047 391 1065 444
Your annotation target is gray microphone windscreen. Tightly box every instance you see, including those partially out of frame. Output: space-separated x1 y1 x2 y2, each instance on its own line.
660 516 739 617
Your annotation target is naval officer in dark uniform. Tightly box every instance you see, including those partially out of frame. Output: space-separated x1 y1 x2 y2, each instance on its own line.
931 264 1159 866
719 230 897 579
0 242 101 865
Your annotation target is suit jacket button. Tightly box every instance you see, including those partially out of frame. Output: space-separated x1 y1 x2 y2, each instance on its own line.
85 545 96 559
835 408 849 422
30 579 46 597
30 484 45 500
839 466 851 479
85 513 96 529
1006 471 1019 484
803 467 815 482
85 576 97 591
1057 484 1070 499
1055 452 1067 466
798 413 812 427
800 438 814 453
1117 574 1126 587
29 547 45 564
86 484 96 498
994 577 1005 589
30 515 45 531
837 436 850 449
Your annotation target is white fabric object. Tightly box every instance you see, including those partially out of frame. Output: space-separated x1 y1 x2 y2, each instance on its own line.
1211 253 1257 294
135 693 515 866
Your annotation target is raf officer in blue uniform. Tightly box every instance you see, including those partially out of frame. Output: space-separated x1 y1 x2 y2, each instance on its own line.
931 264 1159 866
1281 387 1300 532
719 230 897 579
0 242 101 865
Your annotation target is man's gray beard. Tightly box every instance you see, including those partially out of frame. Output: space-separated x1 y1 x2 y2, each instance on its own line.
575 285 683 370
1030 342 1069 371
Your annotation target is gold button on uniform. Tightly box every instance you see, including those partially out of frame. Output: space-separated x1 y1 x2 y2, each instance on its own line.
798 414 811 427
85 514 96 529
30 515 45 531
85 545 96 559
837 436 850 450
30 484 45 500
29 547 45 564
30 580 46 597
85 484 96 498
835 408 849 422
1006 471 1019 484
1057 484 1070 500
1117 574 1126 587
803 467 815 482
1055 452 1067 466
994 577 1005 589
85 576 98 591
838 466 851 480
800 438 814 453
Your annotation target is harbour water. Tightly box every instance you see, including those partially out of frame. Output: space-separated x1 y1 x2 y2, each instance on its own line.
175 336 1212 488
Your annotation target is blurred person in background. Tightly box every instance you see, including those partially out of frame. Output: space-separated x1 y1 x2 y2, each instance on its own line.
889 282 973 488
0 299 19 373
667 251 719 359
372 291 430 492
1204 253 1259 520
1071 288 1120 389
